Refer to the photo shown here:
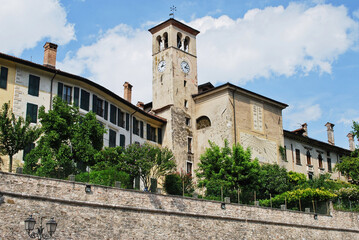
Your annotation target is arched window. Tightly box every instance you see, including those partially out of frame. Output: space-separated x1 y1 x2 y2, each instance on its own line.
163 32 168 49
184 36 190 52
177 32 182 49
306 150 311 165
318 154 323 168
196 116 211 130
156 35 162 51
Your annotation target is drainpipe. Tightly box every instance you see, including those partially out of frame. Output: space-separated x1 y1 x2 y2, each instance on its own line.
49 70 58 110
130 109 138 144
232 90 237 144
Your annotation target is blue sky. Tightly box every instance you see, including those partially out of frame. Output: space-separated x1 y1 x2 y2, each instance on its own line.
1 0 358 149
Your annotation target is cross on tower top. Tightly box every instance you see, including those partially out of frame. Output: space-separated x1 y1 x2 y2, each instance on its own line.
169 5 176 19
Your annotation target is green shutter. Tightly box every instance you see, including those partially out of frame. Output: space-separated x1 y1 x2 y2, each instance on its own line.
147 124 150 140
140 121 144 138
74 87 79 106
0 66 8 89
158 128 162 144
126 113 130 131
80 89 90 111
28 75 40 96
92 94 98 112
104 101 108 120
26 103 38 123
57 82 63 97
109 129 116 147
117 110 124 128
120 134 125 147
110 104 117 124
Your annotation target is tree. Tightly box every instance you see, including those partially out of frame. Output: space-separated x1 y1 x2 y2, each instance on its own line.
196 140 262 203
0 102 41 172
335 121 359 184
23 97 106 178
256 164 291 199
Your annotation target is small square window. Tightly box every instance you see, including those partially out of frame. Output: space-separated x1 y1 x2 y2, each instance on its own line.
185 117 191 126
28 75 40 96
186 162 193 176
184 100 188 108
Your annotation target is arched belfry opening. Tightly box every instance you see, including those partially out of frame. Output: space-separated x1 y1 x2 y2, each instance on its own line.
163 32 168 49
184 36 190 52
156 35 162 52
196 116 211 130
177 32 182 49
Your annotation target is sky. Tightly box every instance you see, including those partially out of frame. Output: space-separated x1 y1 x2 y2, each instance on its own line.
0 0 358 149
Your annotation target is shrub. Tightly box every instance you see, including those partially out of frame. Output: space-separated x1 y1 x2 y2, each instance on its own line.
164 173 182 195
75 169 132 188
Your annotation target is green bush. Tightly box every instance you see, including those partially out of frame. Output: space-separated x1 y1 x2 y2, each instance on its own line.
75 169 132 188
164 173 182 195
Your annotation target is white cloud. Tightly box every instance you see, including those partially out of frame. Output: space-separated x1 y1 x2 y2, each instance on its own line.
284 102 322 129
354 9 359 19
58 24 152 104
338 109 359 126
58 3 358 104
0 0 75 55
190 3 359 85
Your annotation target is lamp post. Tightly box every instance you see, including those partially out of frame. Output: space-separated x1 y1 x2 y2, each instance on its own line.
24 215 57 240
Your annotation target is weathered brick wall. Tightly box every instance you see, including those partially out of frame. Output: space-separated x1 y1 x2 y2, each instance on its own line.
0 172 358 239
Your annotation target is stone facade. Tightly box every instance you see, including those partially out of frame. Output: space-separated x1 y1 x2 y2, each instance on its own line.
1 172 358 239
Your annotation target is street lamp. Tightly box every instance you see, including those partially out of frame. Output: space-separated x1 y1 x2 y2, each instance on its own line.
24 215 57 239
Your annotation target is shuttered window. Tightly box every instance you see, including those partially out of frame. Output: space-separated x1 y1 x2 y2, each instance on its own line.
133 117 139 135
109 129 117 148
104 101 108 120
125 113 130 131
140 121 144 138
118 109 124 128
28 75 40 96
74 87 79 106
110 104 117 124
120 134 126 147
0 66 8 89
147 124 156 142
157 128 162 144
80 89 90 111
26 103 38 123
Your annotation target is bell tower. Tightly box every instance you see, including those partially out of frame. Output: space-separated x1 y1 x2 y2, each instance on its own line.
149 19 200 173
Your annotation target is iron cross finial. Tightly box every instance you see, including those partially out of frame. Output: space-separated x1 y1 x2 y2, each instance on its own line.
169 5 176 19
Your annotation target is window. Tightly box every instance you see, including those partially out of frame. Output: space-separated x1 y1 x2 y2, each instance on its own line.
28 75 40 96
110 104 117 124
186 117 191 126
92 95 103 117
328 158 332 172
140 121 144 138
74 87 79 107
133 117 139 135
104 101 108 120
158 128 162 144
184 100 188 108
109 129 117 148
177 32 182 49
120 134 126 147
63 85 72 104
23 143 35 160
306 150 311 165
188 137 192 153
126 113 130 131
318 154 323 169
0 66 8 89
186 162 193 176
196 116 211 130
26 103 38 123
80 89 90 111
184 37 190 52
147 124 156 142
295 149 301 165
118 109 124 128
184 80 187 87
308 172 313 180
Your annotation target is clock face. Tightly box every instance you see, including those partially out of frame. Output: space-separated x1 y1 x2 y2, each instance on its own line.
158 60 166 72
181 61 190 73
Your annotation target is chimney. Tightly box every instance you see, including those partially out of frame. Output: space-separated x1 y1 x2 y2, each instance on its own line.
136 101 144 110
123 82 133 103
325 122 335 145
302 123 308 137
347 133 355 151
43 42 58 68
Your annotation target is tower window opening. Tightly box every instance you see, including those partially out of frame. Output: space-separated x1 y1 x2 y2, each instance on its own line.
156 35 162 51
184 37 190 52
177 32 182 49
184 80 187 87
163 32 168 49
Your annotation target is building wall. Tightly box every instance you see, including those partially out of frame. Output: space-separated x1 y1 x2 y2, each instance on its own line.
283 137 344 180
1 172 358 239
